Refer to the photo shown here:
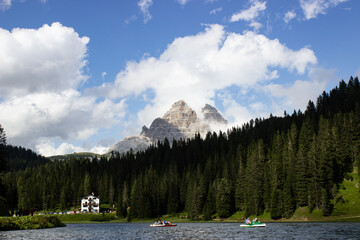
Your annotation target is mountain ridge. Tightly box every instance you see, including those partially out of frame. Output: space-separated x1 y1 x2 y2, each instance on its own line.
107 100 227 154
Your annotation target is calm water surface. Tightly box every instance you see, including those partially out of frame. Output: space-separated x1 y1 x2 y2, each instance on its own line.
1 222 360 239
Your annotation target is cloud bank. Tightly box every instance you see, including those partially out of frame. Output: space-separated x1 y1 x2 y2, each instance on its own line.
0 22 89 97
91 24 319 129
0 22 329 157
0 23 126 156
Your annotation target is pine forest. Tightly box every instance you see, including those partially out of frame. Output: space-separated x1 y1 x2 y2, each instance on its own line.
1 76 360 220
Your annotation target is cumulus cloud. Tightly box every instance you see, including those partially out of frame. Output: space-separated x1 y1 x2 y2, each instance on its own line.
300 0 348 20
90 24 317 127
0 22 89 97
264 68 334 114
0 90 126 153
0 23 126 156
138 0 153 23
230 0 266 22
284 10 296 23
35 140 109 157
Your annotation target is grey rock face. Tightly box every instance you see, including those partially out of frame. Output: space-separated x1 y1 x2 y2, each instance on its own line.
202 104 228 125
140 117 185 142
107 100 227 154
106 136 152 154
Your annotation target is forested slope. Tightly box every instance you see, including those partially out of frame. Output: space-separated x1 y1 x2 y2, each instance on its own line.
2 76 360 220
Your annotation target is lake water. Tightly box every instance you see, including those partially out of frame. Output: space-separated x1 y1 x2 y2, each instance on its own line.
1 222 360 239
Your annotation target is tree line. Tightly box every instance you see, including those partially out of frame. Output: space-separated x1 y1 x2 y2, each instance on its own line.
1 76 360 219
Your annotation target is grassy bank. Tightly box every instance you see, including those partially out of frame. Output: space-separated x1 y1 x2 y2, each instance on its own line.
56 213 117 223
0 216 65 231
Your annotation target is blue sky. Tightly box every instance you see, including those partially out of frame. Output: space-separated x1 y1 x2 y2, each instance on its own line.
0 0 359 156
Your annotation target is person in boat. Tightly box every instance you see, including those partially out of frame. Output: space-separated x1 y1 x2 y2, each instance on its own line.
245 218 251 225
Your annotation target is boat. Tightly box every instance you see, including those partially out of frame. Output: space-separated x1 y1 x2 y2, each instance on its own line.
150 221 177 227
240 222 266 228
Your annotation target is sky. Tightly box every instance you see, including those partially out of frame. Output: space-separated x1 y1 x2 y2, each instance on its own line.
0 0 359 157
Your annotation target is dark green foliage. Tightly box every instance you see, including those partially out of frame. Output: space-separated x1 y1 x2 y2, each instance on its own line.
203 183 216 220
216 178 232 218
2 77 360 220
0 216 65 231
0 124 9 216
4 145 49 171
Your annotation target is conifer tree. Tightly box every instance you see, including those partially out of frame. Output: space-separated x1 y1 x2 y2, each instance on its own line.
83 173 91 196
0 124 9 216
203 182 216 220
244 141 265 216
235 154 246 211
216 178 232 218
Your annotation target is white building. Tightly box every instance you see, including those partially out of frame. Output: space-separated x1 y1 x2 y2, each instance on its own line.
81 194 100 213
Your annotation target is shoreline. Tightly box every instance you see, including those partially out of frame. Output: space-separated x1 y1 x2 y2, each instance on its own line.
58 215 360 224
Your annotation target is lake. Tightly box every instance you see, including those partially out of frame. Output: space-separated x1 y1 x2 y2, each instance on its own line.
1 222 360 239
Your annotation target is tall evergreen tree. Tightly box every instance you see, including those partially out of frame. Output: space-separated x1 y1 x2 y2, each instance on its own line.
203 182 216 220
216 178 232 218
83 173 91 196
0 124 9 216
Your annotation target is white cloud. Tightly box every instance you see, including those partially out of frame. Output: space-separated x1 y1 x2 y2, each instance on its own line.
300 0 348 20
230 0 266 22
0 22 89 98
222 98 255 127
284 10 296 23
210 7 222 15
138 0 153 23
0 90 126 151
0 23 126 156
35 140 109 157
178 0 190 5
264 68 334 114
0 0 11 11
249 21 262 31
91 24 317 127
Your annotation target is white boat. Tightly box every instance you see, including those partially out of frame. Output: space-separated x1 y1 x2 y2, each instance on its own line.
240 223 266 228
150 222 177 227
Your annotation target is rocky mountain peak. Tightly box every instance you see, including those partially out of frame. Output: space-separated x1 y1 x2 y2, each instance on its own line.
108 100 228 154
163 100 198 128
202 103 228 125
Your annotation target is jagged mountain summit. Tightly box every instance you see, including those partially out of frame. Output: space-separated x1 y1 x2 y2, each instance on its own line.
107 100 227 154
202 104 228 125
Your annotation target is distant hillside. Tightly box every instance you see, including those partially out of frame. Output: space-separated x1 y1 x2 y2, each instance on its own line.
48 152 100 161
5 145 49 171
